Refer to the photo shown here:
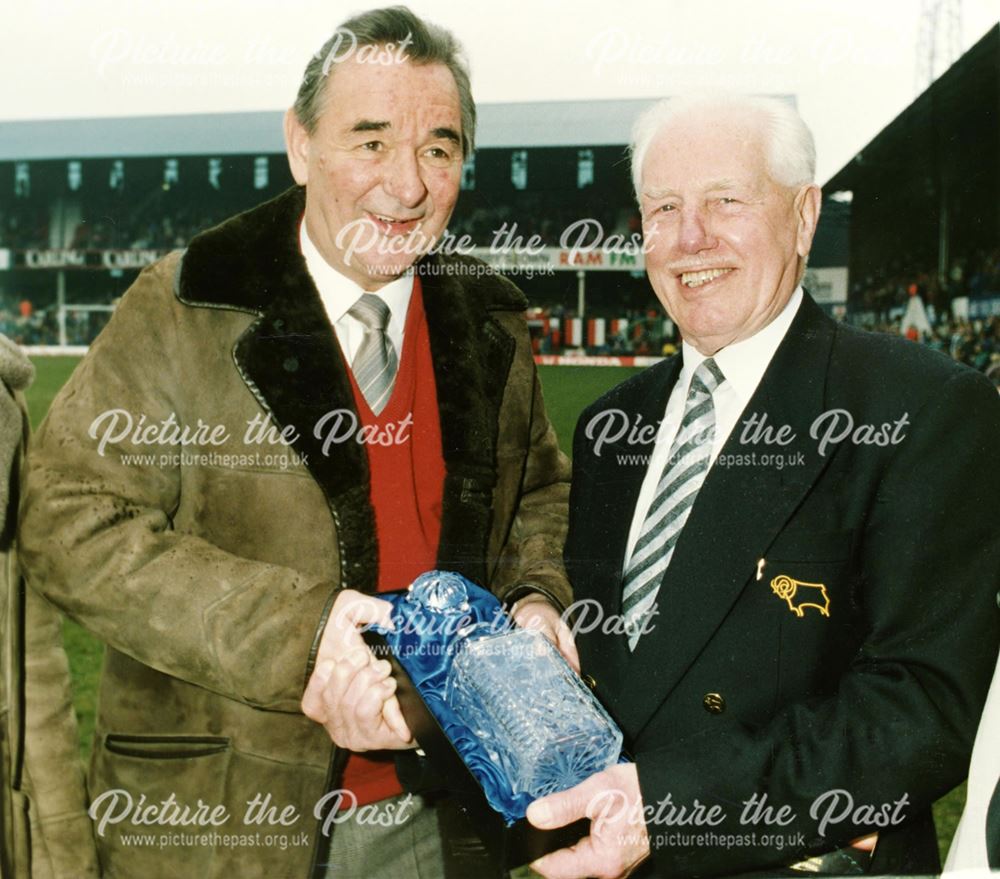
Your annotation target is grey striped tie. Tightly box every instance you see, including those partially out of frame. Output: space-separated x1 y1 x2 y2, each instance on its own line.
622 358 726 650
349 294 398 415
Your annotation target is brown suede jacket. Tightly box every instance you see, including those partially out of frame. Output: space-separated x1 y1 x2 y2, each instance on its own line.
17 187 571 878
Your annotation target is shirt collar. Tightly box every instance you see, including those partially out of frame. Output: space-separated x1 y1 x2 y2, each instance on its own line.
680 286 803 403
299 218 413 327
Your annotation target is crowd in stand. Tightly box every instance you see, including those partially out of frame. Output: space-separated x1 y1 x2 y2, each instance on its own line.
856 315 1000 375
0 199 251 252
5 289 999 375
65 208 224 252
538 310 999 375
1 201 644 252
0 206 50 249
447 196 640 249
0 305 108 347
851 247 1000 310
2 200 998 376
843 248 1000 377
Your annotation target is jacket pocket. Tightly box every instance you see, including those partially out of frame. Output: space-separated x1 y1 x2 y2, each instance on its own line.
760 536 854 623
103 734 229 760
91 733 233 879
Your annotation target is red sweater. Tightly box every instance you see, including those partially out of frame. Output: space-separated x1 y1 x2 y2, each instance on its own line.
339 278 445 806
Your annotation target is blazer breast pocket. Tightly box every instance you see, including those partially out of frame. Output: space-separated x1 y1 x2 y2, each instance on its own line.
760 530 861 703
761 529 857 621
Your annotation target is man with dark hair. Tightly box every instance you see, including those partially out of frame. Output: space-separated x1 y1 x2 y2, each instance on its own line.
19 7 573 877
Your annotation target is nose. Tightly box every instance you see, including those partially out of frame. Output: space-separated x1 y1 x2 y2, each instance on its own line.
677 205 717 254
383 150 427 209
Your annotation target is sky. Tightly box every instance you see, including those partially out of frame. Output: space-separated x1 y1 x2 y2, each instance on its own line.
4 0 999 184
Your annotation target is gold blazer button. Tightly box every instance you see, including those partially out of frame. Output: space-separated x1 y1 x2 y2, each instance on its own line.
582 674 597 690
703 692 726 714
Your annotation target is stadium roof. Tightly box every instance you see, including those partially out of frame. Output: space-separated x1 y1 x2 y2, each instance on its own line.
825 24 998 193
0 100 656 160
822 24 999 283
0 96 793 161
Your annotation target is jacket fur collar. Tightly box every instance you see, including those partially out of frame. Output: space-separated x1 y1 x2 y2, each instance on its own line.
173 185 526 592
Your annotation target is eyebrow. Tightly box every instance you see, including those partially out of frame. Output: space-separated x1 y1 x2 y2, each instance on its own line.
705 179 740 190
431 126 461 145
642 179 743 200
642 186 679 200
349 121 461 146
351 120 390 133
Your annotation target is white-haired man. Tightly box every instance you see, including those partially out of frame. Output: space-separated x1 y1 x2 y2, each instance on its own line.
527 94 1000 878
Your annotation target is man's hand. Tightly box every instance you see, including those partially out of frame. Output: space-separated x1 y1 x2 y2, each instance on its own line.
527 763 650 879
301 589 414 751
511 592 580 674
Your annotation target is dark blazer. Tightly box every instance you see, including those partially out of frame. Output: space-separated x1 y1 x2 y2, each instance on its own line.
565 293 1000 878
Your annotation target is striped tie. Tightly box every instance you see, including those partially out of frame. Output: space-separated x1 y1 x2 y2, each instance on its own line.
621 358 726 650
348 294 398 415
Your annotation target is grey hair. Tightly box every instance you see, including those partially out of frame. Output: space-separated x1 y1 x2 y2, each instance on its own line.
629 93 816 198
293 5 476 158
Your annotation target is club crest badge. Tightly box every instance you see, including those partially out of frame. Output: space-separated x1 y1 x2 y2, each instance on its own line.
770 574 831 618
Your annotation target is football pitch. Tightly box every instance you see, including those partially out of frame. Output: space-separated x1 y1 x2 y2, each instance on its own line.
23 356 964 861
24 357 638 457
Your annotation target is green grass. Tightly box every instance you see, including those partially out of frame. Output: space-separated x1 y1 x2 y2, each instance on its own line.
24 356 966 863
24 355 79 432
538 365 643 456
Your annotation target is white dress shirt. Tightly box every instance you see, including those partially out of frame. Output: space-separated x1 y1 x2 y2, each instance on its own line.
299 220 412 364
944 648 1000 875
623 287 804 572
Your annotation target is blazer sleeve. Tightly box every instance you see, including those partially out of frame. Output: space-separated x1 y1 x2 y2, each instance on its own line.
636 367 1000 877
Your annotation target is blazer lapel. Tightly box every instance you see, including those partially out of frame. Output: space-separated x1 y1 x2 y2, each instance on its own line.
571 357 682 710
616 295 839 736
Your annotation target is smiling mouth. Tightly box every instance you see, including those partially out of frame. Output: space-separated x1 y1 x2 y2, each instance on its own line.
680 268 734 288
367 212 423 235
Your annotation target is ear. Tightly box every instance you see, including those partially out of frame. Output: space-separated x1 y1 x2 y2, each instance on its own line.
794 184 822 259
284 108 310 186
